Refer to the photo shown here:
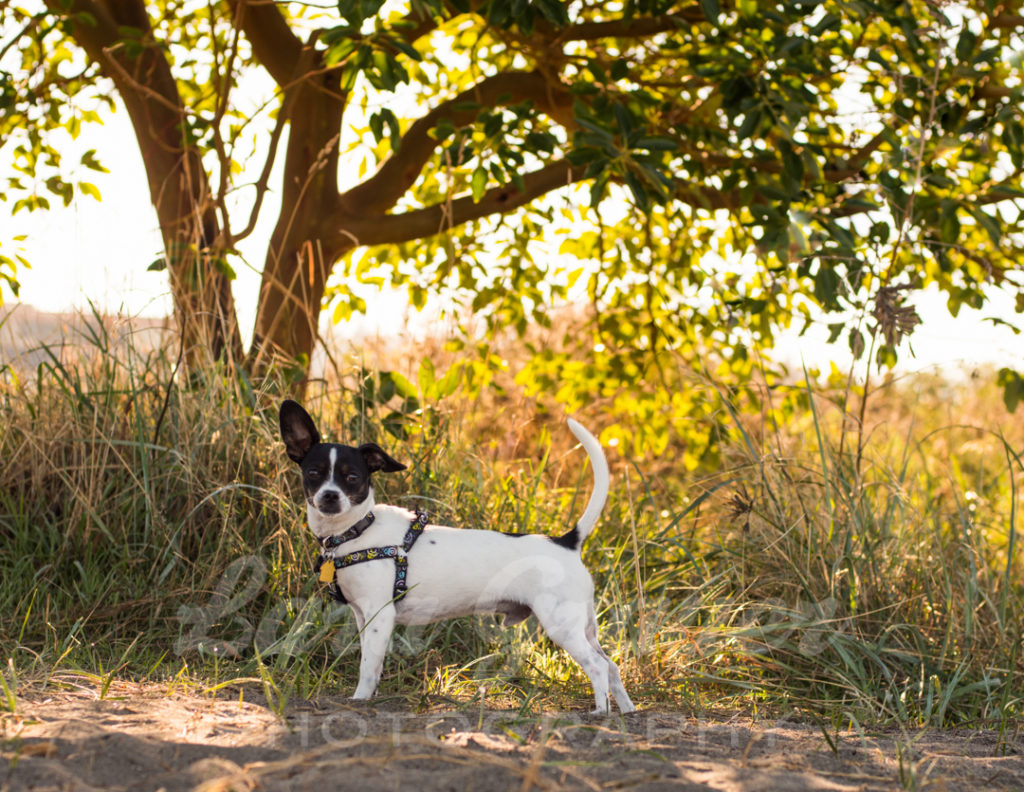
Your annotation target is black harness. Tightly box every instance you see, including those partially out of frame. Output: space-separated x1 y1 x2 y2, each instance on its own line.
315 510 429 605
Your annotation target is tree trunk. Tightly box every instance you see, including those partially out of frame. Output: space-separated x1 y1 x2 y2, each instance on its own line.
249 69 347 377
54 0 243 366
117 45 243 367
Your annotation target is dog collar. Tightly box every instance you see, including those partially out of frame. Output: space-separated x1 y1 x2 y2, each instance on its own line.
318 511 375 550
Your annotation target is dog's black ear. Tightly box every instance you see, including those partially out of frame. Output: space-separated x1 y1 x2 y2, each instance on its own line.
279 400 321 463
359 443 407 473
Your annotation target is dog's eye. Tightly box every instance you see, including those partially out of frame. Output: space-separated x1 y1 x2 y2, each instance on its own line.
345 473 360 483
307 469 323 480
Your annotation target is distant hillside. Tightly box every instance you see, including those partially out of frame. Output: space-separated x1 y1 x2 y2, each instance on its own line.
0 303 170 370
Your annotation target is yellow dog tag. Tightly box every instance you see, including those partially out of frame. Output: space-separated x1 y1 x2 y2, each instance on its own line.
319 561 335 583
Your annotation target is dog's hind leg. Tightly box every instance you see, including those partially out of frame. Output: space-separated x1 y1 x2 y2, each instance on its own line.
535 604 614 715
352 603 396 700
585 608 636 714
605 657 635 714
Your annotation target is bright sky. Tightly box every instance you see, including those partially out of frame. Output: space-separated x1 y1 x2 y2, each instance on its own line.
5 93 1023 379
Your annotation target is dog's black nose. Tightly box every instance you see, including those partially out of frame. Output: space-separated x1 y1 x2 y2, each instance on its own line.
318 490 342 513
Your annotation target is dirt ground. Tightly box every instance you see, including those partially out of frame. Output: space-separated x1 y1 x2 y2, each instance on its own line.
2 681 1022 791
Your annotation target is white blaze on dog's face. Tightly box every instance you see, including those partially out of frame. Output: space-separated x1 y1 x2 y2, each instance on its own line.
278 400 406 527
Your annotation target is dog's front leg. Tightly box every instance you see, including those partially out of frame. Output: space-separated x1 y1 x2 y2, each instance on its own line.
351 603 395 699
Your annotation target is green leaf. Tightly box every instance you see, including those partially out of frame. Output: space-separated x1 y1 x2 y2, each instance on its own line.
340 63 361 91
369 111 384 143
213 257 236 280
337 0 385 27
387 35 423 62
970 207 1001 245
383 109 401 152
634 136 678 152
848 327 865 360
813 266 842 310
388 370 418 400
418 357 436 397
575 116 615 141
875 343 897 370
470 166 487 201
698 0 721 25
382 410 409 439
624 170 649 210
736 109 761 140
939 199 960 244
324 35 357 66
781 145 804 184
613 103 633 139
525 131 556 153
78 182 101 201
956 29 977 62
436 364 462 398
997 368 1024 412
535 0 569 26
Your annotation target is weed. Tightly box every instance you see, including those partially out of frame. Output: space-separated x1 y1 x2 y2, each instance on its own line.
0 658 16 713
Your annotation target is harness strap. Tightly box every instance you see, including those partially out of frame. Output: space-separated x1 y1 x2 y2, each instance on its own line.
315 510 429 604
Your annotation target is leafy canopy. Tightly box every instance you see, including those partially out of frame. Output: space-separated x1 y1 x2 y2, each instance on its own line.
341 0 1024 450
2 0 1023 446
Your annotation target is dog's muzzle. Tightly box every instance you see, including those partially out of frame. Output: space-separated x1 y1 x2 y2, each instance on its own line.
314 490 343 514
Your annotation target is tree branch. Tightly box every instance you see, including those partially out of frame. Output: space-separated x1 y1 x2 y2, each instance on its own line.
229 92 291 245
990 13 1024 29
340 70 573 215
229 0 303 87
49 0 119 61
337 159 584 248
973 169 1024 207
210 0 244 243
684 151 872 184
553 10 704 41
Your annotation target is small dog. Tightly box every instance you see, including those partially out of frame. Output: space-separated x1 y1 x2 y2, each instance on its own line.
279 400 635 714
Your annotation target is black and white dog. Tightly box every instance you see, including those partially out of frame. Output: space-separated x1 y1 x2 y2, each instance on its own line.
279 400 635 714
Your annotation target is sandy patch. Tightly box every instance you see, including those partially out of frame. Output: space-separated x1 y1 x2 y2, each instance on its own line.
2 681 1021 791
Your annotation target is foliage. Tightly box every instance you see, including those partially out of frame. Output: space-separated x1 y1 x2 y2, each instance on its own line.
2 1 1023 420
0 236 29 304
334 0 1024 437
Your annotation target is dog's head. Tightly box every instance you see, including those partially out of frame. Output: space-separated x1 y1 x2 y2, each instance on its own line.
279 400 406 523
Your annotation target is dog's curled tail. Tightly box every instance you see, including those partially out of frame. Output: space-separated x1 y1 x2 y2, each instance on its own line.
554 419 610 552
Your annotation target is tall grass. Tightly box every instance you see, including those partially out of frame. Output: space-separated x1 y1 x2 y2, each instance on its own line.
0 309 1020 730
620 370 1023 732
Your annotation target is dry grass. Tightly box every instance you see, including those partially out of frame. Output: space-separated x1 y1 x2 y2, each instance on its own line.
0 307 1020 732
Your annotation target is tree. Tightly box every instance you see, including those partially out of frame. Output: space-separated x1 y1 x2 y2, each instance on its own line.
2 1 1023 408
